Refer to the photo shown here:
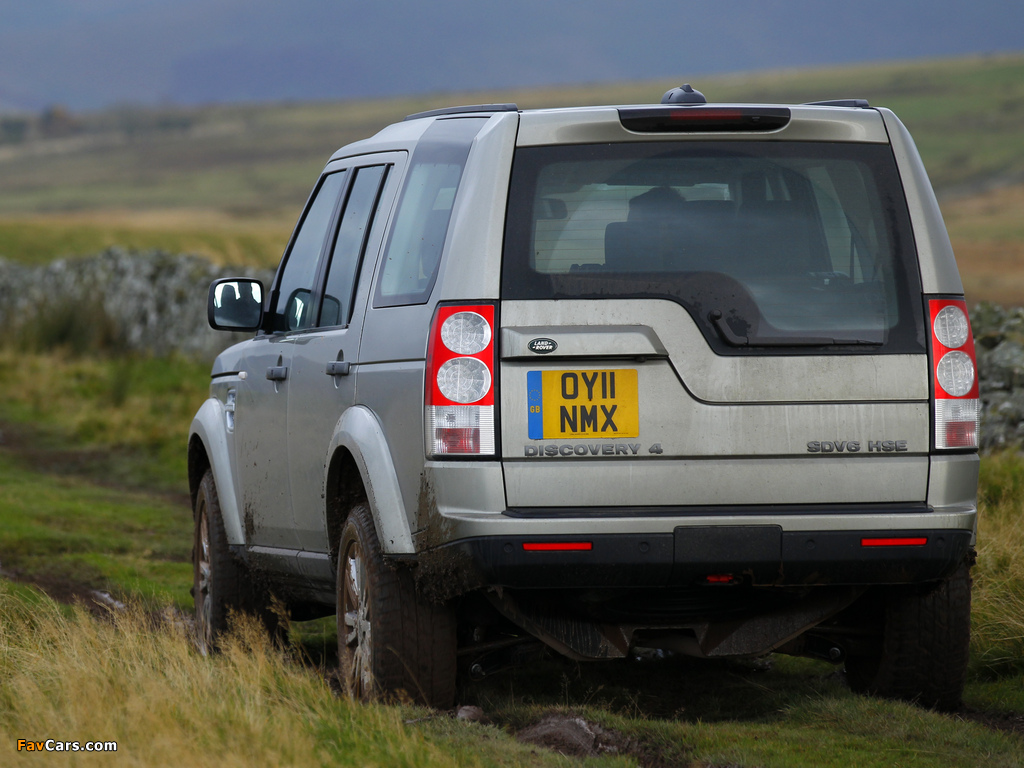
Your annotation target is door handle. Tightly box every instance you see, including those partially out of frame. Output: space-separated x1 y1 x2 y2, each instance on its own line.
266 366 288 381
326 361 351 376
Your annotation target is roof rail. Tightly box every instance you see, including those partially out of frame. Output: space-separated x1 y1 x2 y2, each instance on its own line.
404 103 519 121
804 99 871 108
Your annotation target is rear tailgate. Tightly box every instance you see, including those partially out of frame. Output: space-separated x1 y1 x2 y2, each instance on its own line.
498 124 930 511
500 298 929 508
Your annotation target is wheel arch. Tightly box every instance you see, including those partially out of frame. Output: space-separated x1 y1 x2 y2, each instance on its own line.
326 406 416 556
189 398 246 545
325 446 366 566
188 433 210 513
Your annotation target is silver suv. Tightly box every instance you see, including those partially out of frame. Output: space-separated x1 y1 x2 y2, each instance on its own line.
189 87 979 710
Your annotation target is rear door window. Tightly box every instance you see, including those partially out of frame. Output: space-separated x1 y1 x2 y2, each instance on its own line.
319 165 388 327
502 141 924 354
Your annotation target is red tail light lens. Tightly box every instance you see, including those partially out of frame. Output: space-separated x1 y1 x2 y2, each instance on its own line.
425 304 496 457
928 299 979 450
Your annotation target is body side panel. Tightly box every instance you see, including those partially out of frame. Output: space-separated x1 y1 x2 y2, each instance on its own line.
436 111 519 302
878 107 963 295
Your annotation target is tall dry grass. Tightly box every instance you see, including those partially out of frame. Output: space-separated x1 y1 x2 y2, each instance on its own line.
970 451 1024 676
0 584 509 768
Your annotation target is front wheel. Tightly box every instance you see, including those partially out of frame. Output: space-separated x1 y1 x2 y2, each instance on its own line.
192 469 284 653
337 502 456 707
192 470 245 653
845 562 971 711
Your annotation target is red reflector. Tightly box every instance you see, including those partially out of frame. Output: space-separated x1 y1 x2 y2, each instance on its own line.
861 537 928 547
705 574 736 584
522 542 592 552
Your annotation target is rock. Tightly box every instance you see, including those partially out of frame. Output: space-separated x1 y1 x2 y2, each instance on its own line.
516 713 632 758
455 705 485 722
517 715 598 756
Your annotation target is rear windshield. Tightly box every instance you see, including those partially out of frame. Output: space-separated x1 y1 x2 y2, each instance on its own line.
502 141 925 354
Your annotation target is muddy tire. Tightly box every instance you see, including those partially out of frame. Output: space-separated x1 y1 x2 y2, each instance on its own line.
192 470 284 653
845 562 971 711
337 502 456 707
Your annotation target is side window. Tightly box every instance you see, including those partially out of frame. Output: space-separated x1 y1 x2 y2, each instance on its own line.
319 165 388 327
270 171 347 332
374 118 485 308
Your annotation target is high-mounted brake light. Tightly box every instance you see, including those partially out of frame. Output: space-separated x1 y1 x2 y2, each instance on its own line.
928 299 979 450
425 304 496 457
618 106 791 133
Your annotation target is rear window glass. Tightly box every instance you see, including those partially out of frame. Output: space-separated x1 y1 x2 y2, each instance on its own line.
502 141 924 353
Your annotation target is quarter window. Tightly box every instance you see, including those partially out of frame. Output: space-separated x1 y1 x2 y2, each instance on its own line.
374 118 485 307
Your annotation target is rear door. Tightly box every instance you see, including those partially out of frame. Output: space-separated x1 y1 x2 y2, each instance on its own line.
286 154 404 553
499 138 930 509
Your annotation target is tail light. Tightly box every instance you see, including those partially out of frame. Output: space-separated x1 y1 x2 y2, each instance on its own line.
425 303 496 458
928 298 979 450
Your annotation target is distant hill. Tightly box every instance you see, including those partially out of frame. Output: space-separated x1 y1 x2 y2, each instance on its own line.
1 54 1022 221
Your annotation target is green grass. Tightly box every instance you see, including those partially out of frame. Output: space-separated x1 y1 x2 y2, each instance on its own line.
0 453 192 607
0 351 209 491
0 352 207 604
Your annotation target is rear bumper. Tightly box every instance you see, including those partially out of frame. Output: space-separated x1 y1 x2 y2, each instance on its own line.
430 525 972 589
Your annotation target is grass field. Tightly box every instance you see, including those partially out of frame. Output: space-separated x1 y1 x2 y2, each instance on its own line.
0 352 1023 766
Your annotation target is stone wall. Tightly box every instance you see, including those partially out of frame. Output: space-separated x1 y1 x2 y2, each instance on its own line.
0 248 1020 450
0 248 274 360
973 302 1024 450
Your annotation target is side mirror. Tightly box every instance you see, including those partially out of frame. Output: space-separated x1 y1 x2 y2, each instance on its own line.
208 278 264 331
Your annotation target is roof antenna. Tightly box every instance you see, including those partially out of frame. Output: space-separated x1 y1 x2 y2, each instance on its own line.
661 84 706 105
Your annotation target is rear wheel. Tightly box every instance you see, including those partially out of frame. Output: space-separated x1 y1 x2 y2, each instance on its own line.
337 502 456 707
845 562 971 711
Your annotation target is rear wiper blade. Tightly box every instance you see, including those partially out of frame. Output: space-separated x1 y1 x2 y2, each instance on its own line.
709 310 884 347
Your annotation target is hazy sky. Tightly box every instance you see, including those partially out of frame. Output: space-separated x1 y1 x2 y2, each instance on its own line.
0 0 1021 111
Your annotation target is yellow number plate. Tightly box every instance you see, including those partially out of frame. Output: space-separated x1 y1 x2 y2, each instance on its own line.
527 369 638 439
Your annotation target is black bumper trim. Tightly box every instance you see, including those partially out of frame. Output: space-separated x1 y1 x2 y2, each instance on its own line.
438 527 971 589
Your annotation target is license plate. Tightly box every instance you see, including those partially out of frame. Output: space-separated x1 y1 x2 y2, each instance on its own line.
527 369 639 439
